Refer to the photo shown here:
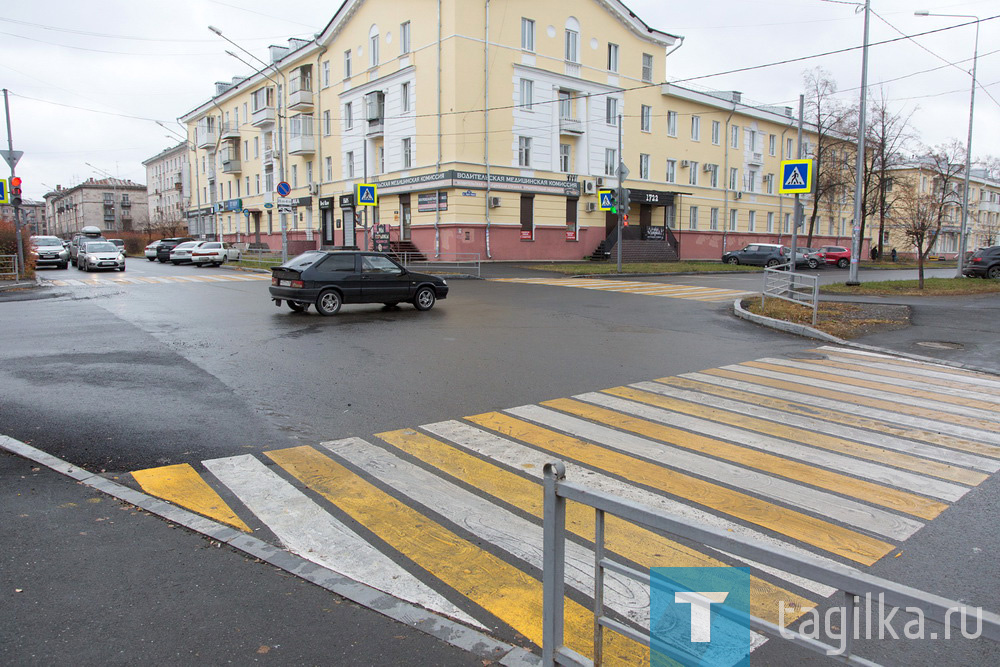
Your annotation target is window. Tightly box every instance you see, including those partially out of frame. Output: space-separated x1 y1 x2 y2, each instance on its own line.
345 151 355 178
729 209 738 231
640 105 651 132
666 159 676 183
709 165 719 188
746 169 757 192
520 194 534 238
401 82 410 112
322 157 331 181
344 102 353 130
731 125 739 148
748 211 756 231
344 49 352 78
769 134 776 156
666 111 677 137
323 110 332 136
729 167 738 190
251 87 274 112
607 43 619 72
370 32 380 68
828 217 835 235
765 173 774 194
559 144 571 173
605 149 617 177
243 102 248 124
521 18 535 51
639 154 650 179
402 138 412 169
400 21 411 54
265 171 273 192
291 164 298 188
748 130 757 153
712 120 721 145
786 137 793 159
710 207 719 230
641 53 653 82
253 136 259 158
377 146 385 175
322 60 330 87
767 212 774 233
689 206 698 230
558 90 572 118
565 28 578 62
688 162 698 186
519 136 532 167
784 213 791 233
520 79 534 110
255 174 260 194
691 116 701 141
606 98 618 125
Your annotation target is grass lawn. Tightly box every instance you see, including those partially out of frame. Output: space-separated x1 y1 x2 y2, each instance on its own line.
744 297 911 339
517 261 762 275
235 255 282 271
822 277 1000 296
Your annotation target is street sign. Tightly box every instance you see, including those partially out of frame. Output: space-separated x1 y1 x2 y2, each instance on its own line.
0 149 23 169
779 159 813 194
617 162 630 181
598 189 614 211
0 179 7 204
356 183 378 207
277 197 293 213
242 208 251 216
276 181 291 197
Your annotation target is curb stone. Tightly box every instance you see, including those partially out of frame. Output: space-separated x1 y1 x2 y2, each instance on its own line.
0 434 540 667
732 298 1000 377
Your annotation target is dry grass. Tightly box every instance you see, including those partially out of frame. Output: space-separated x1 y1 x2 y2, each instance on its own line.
822 277 1000 296
744 297 911 339
518 261 760 275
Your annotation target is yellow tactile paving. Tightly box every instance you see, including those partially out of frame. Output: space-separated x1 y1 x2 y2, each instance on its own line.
465 412 896 566
131 463 251 532
492 277 750 302
541 397 947 520
266 445 648 665
605 385 986 486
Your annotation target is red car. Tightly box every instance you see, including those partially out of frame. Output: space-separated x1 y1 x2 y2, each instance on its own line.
818 245 851 268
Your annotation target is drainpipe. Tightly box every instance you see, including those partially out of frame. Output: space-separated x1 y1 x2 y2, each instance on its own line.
315 44 328 247
435 0 442 257
778 127 789 245
483 0 492 258
722 103 736 254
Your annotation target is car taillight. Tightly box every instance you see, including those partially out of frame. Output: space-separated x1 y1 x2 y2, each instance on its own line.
271 277 279 285
192 251 209 256
972 257 982 263
290 280 304 288
778 247 785 256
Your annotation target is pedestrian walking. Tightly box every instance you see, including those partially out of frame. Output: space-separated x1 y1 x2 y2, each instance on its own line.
891 247 897 262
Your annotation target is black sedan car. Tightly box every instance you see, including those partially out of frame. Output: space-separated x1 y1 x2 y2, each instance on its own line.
963 246 1000 279
269 250 449 315
155 237 195 262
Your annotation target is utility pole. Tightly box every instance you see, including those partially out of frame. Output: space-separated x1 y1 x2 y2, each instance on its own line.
616 113 623 273
847 0 871 286
3 89 25 278
790 95 804 263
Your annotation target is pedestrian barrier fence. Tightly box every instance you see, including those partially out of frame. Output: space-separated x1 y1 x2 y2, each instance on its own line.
0 255 18 280
542 461 1000 666
397 252 481 278
762 266 819 325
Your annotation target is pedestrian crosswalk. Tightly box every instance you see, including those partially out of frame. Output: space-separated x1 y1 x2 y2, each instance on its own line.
44 273 271 288
492 277 753 302
128 346 1000 662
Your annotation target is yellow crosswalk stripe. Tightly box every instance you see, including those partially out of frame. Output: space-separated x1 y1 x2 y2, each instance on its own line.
605 385 985 486
131 463 251 532
265 445 647 664
492 277 744 302
725 365 1000 434
816 348 996 381
744 361 1000 414
466 412 895 566
541 397 947 520
659 375 1000 461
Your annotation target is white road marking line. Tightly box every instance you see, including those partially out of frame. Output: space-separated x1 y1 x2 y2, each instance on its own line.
202 453 484 628
422 420 840 597
814 350 1000 392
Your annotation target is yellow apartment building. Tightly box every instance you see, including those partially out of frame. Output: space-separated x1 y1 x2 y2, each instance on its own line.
178 0 863 261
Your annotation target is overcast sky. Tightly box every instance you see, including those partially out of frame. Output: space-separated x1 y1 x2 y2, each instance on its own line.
2 0 997 200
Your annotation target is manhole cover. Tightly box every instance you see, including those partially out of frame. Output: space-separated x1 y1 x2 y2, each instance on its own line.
915 341 965 350
784 352 828 360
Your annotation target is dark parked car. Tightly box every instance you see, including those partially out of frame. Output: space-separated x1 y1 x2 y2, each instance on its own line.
269 250 449 315
963 246 1000 279
722 243 795 267
155 237 195 262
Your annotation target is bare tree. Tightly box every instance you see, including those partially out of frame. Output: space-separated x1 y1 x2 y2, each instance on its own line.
802 67 853 246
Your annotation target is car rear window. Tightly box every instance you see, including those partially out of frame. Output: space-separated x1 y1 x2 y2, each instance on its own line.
284 251 326 269
317 254 356 272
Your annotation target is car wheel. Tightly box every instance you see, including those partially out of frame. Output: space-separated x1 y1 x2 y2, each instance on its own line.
158 258 167 263
147 257 155 262
315 289 342 316
765 259 780 267
59 262 68 270
288 301 308 313
987 265 1000 280
837 258 849 268
726 256 739 265
413 286 436 311
221 256 228 265
119 266 126 272
807 259 819 269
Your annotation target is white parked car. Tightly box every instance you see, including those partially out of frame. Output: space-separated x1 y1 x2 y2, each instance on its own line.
169 241 205 265
191 241 242 267
144 240 162 261
77 241 126 272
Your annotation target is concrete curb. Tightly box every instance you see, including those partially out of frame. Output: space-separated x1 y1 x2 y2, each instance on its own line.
0 435 540 667
732 298 1000 377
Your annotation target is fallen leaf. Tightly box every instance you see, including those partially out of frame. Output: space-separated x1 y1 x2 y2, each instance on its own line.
894 552 903 558
256 646 271 654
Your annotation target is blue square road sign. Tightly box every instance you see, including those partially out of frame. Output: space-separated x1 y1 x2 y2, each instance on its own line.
356 183 378 207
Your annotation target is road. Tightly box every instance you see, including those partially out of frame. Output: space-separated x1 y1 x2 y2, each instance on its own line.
2 259 999 665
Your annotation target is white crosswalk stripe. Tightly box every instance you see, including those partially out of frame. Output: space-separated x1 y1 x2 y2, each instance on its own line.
493 277 752 302
45 273 271 288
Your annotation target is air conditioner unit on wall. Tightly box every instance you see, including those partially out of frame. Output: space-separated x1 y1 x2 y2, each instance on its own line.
703 163 714 172
680 160 690 168
308 183 319 195
488 196 501 208
596 177 606 187
734 192 743 200
585 202 597 212
583 180 596 194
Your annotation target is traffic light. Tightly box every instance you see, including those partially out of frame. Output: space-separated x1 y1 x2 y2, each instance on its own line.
10 176 21 207
623 214 629 227
620 188 631 216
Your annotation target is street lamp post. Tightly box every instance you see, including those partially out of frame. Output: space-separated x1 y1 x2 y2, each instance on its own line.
209 26 289 262
915 11 979 277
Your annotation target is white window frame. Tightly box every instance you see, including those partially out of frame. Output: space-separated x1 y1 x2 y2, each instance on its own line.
767 211 774 232
344 50 352 79
666 159 676 183
521 18 535 52
607 43 619 72
784 212 791 233
400 21 411 54
559 144 571 173
325 156 333 181
323 110 332 136
605 149 617 177
641 53 653 82
519 136 532 167
689 206 698 230
606 97 618 126
729 209 738 231
711 120 721 145
769 134 776 156
709 165 719 188
786 137 794 159
746 169 757 193
691 116 700 141
402 138 412 169
640 105 651 133
731 125 739 149
401 82 411 112
344 102 353 130
565 29 579 63
639 153 650 180
520 79 534 110
729 167 738 191
688 162 698 186
748 210 756 231
346 151 355 178
322 60 330 88
710 207 719 230
666 111 677 137
369 33 380 69
766 173 774 194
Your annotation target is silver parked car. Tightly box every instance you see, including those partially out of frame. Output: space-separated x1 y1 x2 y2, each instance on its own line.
30 235 70 269
190 241 242 266
169 241 205 265
77 241 126 272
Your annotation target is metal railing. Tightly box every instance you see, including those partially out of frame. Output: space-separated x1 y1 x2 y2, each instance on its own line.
762 265 820 326
542 461 1000 667
0 255 19 280
396 252 481 278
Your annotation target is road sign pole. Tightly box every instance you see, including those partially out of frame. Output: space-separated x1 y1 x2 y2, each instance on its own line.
846 0 871 286
3 89 24 279
791 95 804 268
617 113 623 274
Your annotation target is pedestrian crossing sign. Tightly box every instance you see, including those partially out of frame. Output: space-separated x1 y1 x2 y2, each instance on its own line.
0 179 7 204
598 189 614 211
356 183 378 207
779 159 813 194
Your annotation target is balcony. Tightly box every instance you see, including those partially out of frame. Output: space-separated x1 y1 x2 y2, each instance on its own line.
287 134 315 155
559 117 583 135
196 124 217 148
173 176 183 190
263 148 274 165
221 122 240 139
288 82 314 111
748 151 764 166
251 106 276 127
366 119 384 137
120 200 132 208
222 157 242 174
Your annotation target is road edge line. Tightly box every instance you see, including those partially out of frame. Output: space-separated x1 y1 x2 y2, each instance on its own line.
0 434 540 667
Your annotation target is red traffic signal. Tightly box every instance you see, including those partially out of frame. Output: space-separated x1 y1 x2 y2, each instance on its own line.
623 214 629 226
10 177 21 188
10 176 22 205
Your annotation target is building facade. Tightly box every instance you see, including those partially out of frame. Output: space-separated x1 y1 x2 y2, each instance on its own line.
181 0 862 260
43 178 149 238
142 143 193 236
0 199 46 235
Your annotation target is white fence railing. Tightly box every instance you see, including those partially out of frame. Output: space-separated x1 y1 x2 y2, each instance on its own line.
396 252 481 278
762 265 819 325
0 254 18 280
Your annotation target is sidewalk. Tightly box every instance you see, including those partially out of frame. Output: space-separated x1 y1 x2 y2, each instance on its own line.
0 450 489 666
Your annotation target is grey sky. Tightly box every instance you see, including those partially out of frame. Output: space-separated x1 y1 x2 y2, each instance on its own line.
1 0 997 200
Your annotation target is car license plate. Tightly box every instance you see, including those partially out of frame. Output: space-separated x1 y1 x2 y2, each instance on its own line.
100 262 115 266
279 279 292 286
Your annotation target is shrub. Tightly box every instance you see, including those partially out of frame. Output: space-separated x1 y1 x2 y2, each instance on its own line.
0 217 35 278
